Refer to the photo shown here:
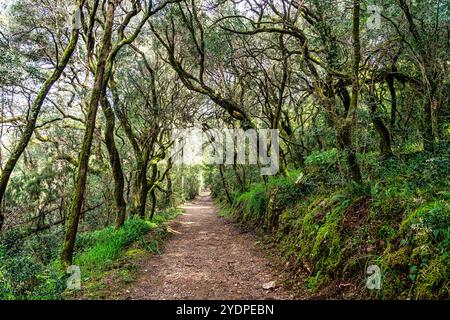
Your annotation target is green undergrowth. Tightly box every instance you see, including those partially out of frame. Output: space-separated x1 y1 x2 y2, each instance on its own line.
65 208 181 299
223 146 449 299
0 208 181 300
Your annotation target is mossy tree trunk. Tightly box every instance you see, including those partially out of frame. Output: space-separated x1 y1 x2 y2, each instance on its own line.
134 148 150 219
100 94 126 229
387 72 398 129
371 108 394 158
145 163 158 219
302 23 362 184
368 85 393 158
339 0 363 184
60 0 158 263
111 81 153 219
148 155 173 220
61 0 116 266
163 173 173 208
337 125 362 183
398 0 440 152
422 87 437 153
149 188 157 220
219 164 233 205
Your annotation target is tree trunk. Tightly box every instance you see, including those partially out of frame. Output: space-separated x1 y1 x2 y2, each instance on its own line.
61 0 116 266
149 188 157 220
133 158 148 218
368 86 393 157
100 94 126 229
423 96 435 152
337 126 362 183
422 76 438 153
219 164 233 205
278 148 289 177
387 73 397 128
164 173 173 208
371 113 393 158
340 0 363 184
147 163 159 219
137 182 149 218
181 174 185 201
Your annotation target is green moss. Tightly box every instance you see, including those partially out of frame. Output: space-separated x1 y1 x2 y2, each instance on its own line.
223 149 449 299
383 245 412 268
124 248 147 258
415 253 450 299
310 197 350 273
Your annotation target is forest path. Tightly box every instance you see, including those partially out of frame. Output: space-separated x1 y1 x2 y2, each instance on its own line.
129 191 292 300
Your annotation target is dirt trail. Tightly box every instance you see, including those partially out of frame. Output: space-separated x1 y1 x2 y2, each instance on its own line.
129 192 291 300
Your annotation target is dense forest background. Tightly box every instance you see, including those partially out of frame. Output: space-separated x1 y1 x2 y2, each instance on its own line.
0 0 448 299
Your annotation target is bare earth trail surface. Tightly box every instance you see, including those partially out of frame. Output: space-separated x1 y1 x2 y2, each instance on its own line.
129 192 292 300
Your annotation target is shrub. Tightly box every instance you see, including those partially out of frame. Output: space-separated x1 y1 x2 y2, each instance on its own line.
0 229 66 300
219 144 449 299
304 149 337 167
234 182 267 222
75 218 153 271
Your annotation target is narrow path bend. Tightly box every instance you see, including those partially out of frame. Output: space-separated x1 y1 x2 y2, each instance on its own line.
130 192 291 300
